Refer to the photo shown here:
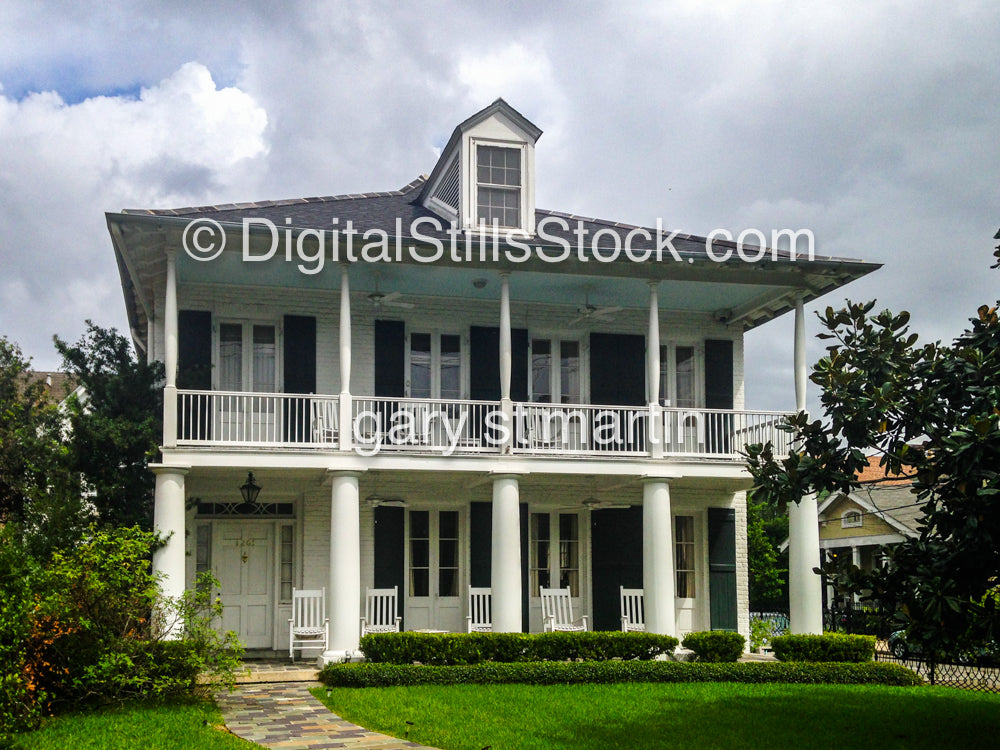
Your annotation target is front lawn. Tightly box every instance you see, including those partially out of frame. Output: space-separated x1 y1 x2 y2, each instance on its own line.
313 682 1000 750
9 697 250 750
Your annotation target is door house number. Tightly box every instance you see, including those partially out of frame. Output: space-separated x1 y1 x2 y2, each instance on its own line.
235 537 256 563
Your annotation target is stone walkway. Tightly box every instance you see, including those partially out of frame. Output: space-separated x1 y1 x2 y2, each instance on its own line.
216 681 438 750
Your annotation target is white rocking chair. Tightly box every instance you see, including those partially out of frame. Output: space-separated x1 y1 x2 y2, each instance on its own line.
620 586 646 632
540 586 588 632
288 588 329 660
311 398 338 444
360 586 402 637
466 587 492 633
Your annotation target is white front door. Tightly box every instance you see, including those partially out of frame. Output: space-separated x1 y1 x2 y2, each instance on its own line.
214 522 274 648
405 509 462 631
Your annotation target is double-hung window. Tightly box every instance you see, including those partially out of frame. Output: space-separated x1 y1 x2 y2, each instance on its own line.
658 344 697 408
476 144 522 229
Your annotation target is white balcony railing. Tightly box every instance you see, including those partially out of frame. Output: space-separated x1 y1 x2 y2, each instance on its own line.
175 390 794 459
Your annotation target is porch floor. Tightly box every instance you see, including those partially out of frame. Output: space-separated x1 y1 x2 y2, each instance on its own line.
216 681 436 749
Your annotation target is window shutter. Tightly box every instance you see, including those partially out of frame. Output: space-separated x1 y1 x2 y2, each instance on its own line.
178 310 212 440
589 333 645 406
374 505 406 629
283 315 316 394
374 320 406 397
708 507 738 631
520 502 530 633
469 502 492 587
704 339 734 409
470 327 500 401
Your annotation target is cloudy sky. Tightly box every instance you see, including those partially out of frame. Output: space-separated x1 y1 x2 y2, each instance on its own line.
1 1 998 412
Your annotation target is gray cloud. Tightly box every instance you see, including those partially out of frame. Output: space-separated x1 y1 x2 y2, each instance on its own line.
1 1 998 416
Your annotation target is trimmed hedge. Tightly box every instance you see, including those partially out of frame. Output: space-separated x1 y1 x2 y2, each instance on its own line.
358 631 679 665
770 634 875 663
320 660 922 688
681 631 746 662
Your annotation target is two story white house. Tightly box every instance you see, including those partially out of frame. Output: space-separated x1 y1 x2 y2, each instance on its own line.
108 99 878 661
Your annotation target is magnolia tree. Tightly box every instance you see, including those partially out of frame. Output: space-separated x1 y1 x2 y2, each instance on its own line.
745 252 1000 662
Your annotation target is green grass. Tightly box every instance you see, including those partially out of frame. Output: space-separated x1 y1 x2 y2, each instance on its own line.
313 682 1000 750
9 697 251 750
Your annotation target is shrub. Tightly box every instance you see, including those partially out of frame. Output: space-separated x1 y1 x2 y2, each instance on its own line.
320 660 922 688
358 631 678 665
770 633 875 663
681 631 746 662
0 525 243 743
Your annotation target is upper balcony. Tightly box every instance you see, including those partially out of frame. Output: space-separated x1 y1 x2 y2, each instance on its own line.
175 390 794 460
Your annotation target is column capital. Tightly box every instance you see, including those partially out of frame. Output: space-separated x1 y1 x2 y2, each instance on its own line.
489 471 523 481
326 469 364 480
149 464 190 476
639 473 678 484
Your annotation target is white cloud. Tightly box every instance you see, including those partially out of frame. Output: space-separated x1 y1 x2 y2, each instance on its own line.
0 62 267 366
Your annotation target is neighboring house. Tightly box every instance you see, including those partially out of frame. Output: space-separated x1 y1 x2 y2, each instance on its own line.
107 99 878 660
780 455 920 607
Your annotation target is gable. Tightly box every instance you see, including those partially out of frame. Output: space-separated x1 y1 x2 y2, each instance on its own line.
820 494 896 540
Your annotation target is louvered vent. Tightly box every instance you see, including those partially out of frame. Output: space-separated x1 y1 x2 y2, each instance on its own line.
433 157 460 209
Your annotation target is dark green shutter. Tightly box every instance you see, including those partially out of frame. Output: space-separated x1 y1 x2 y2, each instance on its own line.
374 505 405 629
590 507 643 630
705 339 734 453
178 310 212 440
708 507 738 631
374 320 406 397
469 502 492 588
520 502 529 633
470 327 501 401
511 329 529 402
589 333 646 451
283 315 316 442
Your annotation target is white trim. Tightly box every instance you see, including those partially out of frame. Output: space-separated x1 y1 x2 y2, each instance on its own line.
841 509 863 528
817 491 918 538
820 532 907 549
465 137 533 235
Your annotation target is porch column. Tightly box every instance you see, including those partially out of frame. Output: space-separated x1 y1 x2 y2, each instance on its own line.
151 464 189 639
642 478 675 635
163 249 178 448
789 293 823 633
647 281 664 458
491 474 522 632
498 273 514 452
325 471 361 661
338 264 353 452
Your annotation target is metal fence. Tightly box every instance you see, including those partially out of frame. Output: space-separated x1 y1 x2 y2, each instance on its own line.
874 651 1000 693
823 603 896 639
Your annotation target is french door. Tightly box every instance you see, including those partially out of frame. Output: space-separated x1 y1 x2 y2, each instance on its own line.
404 509 462 631
218 322 278 441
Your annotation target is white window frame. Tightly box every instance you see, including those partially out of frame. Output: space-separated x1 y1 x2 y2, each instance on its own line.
841 510 863 529
528 511 581 598
214 318 282 393
468 138 528 233
658 342 703 408
675 515 697 599
529 336 584 404
405 330 467 400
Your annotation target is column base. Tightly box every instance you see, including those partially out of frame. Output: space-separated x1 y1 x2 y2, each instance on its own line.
318 649 365 667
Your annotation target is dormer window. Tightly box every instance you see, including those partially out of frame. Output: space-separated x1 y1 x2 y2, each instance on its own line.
476 144 522 228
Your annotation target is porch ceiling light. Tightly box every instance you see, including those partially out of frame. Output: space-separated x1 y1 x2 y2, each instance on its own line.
240 472 262 504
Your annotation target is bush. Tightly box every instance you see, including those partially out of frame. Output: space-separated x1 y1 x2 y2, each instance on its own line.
681 631 746 662
320 660 922 688
359 631 678 665
0 525 243 743
770 633 875 663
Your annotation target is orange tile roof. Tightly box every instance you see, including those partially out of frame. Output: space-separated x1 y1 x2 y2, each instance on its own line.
856 454 915 486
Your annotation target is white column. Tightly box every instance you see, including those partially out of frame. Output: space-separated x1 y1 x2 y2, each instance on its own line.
647 282 663 458
151 464 188 639
794 294 807 413
339 265 353 451
642 478 675 635
789 293 823 633
324 471 361 661
163 249 178 448
491 474 522 632
499 273 515 452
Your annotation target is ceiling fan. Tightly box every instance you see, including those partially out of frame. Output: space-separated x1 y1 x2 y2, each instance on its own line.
581 496 631 511
570 288 621 325
367 272 415 309
364 471 409 507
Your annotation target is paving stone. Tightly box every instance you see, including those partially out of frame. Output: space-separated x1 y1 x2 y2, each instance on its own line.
216 681 440 750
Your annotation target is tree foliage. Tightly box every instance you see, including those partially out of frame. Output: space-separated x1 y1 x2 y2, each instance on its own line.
747 491 787 610
746 293 1000 662
54 322 163 530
